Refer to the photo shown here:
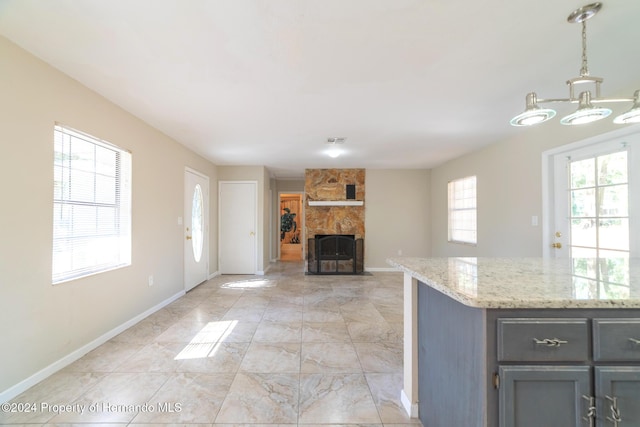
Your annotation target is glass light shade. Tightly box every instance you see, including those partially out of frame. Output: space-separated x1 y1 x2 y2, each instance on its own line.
613 90 640 124
560 91 611 125
560 107 611 125
613 108 640 124
510 92 556 126
510 108 556 126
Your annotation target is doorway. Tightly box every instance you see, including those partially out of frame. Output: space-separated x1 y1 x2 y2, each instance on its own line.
279 193 303 261
543 127 639 259
184 168 209 291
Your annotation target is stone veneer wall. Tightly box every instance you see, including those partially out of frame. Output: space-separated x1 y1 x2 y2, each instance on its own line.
305 169 365 245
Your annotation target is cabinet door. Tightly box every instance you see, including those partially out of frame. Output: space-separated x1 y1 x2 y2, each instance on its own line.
595 367 640 426
499 366 591 427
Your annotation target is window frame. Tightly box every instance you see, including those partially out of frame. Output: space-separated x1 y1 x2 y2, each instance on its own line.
448 175 477 245
52 124 132 284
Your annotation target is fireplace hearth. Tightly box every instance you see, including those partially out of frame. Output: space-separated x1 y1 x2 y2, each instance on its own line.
307 234 364 274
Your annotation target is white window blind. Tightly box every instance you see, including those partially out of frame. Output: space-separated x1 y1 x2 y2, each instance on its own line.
52 124 132 284
448 175 477 244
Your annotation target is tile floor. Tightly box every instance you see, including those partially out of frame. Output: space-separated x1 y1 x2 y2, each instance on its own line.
1 261 422 426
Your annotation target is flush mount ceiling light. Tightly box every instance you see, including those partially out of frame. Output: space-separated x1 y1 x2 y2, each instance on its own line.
511 3 640 127
325 137 346 158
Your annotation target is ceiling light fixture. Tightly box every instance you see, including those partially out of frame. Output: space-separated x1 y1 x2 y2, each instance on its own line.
325 137 346 158
510 3 640 127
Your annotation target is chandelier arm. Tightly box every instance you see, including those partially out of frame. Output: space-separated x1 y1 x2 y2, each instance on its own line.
535 97 635 105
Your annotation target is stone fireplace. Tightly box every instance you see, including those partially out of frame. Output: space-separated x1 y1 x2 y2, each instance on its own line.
305 169 365 274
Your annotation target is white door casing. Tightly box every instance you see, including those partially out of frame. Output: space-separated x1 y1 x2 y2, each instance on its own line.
543 126 640 258
184 168 209 291
219 181 257 274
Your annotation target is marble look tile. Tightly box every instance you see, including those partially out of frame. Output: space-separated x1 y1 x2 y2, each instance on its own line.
365 373 416 423
177 342 249 373
340 302 387 323
240 342 301 373
62 341 145 373
252 321 302 343
218 321 259 343
353 342 403 373
262 306 303 322
298 374 380 424
212 424 295 427
300 343 362 373
301 321 350 342
0 372 106 424
180 304 229 323
303 308 344 322
131 373 234 424
346 321 399 343
110 318 167 344
215 373 299 424
154 320 208 343
47 372 169 423
302 425 382 427
222 306 266 322
115 341 184 373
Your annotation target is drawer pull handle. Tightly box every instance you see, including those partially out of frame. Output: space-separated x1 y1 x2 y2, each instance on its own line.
582 395 596 427
629 338 640 345
605 395 622 426
533 337 568 347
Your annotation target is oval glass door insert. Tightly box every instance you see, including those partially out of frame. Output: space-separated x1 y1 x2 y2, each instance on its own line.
191 184 204 262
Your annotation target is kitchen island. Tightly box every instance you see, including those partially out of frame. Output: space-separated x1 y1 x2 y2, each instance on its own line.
387 257 640 427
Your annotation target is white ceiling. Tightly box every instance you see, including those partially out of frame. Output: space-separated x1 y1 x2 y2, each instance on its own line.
1 0 639 179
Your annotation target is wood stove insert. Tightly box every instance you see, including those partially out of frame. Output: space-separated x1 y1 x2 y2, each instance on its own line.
307 234 364 274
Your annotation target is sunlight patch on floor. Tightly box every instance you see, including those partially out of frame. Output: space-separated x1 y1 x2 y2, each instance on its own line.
221 278 276 289
174 320 237 360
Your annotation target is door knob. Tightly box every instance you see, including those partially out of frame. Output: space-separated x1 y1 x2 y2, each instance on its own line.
551 242 562 249
250 231 255 236
186 235 192 240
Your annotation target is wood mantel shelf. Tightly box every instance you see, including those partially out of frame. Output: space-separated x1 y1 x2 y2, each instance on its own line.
307 200 364 206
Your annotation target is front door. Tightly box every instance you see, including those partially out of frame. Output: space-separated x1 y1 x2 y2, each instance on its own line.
184 168 209 291
219 181 257 274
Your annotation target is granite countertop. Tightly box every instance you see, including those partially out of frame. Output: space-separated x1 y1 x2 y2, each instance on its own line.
387 257 640 309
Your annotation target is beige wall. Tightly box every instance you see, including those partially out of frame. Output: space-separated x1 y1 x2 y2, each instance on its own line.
365 169 431 268
0 36 217 397
217 166 271 273
429 120 636 257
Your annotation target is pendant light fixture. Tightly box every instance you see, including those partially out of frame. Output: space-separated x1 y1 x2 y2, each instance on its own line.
510 3 640 127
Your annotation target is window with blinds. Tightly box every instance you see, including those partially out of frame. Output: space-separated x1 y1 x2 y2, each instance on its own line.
52 124 132 284
448 175 477 245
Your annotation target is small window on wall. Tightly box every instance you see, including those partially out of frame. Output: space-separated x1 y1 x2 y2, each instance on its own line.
52 124 132 284
448 176 477 245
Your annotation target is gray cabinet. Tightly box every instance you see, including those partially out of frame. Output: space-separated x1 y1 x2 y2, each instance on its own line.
496 318 640 427
594 367 640 426
499 366 590 427
415 282 640 427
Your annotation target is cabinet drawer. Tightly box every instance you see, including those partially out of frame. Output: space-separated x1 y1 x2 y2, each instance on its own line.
593 318 640 361
497 318 589 362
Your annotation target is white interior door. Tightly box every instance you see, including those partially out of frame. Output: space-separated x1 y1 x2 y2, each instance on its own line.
219 181 257 274
547 131 639 259
184 169 209 291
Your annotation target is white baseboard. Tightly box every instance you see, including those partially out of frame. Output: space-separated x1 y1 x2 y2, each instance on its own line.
0 290 185 404
208 270 220 280
400 389 419 418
